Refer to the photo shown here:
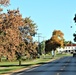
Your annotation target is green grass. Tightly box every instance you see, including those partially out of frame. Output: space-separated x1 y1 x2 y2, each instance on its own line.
0 53 72 74
56 53 72 57
0 66 25 74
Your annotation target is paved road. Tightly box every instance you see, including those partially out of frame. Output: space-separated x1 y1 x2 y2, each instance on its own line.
12 56 76 75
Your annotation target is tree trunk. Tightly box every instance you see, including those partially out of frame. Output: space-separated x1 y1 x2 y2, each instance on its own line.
0 57 2 62
19 60 21 66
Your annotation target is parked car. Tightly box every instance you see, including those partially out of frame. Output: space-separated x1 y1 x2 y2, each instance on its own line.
73 53 76 57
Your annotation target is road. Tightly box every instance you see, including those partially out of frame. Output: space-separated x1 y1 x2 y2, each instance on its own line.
12 56 76 75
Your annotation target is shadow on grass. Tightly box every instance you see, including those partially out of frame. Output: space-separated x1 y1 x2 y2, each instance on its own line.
0 62 51 68
0 64 32 67
0 62 49 67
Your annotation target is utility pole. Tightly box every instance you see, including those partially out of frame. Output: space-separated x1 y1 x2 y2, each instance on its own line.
36 33 42 57
41 37 46 55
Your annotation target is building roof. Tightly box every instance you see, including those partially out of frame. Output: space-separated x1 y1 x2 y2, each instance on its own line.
66 44 76 46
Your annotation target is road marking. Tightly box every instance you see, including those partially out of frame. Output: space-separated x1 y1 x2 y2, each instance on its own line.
57 73 60 75
61 68 63 70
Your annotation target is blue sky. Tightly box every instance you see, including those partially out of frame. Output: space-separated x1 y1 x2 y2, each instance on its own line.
3 0 76 42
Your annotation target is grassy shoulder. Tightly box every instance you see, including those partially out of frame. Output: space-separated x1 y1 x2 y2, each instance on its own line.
0 53 72 74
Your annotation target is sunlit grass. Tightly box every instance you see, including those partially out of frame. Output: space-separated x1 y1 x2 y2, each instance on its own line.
0 66 25 74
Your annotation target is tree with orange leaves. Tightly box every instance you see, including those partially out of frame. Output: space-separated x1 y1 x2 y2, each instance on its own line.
0 0 10 61
45 30 64 53
0 0 38 64
0 0 10 6
0 9 26 63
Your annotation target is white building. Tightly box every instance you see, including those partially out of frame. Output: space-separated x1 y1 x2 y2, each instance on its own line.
57 44 76 53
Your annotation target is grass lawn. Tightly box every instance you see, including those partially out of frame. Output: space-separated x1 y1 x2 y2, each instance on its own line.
0 53 72 74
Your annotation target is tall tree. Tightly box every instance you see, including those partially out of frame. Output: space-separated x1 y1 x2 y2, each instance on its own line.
0 9 25 62
0 0 10 62
45 30 64 53
39 41 45 55
73 15 76 42
19 17 38 59
0 0 38 62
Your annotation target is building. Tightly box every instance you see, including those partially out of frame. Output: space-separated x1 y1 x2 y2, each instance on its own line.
57 44 76 53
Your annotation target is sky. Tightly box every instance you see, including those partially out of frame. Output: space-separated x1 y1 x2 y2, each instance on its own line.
2 0 76 42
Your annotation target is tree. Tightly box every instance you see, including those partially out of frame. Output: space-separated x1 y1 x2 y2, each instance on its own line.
63 39 73 46
0 0 10 62
0 9 25 64
45 30 64 53
73 14 76 22
39 41 45 55
0 0 10 12
73 33 76 42
0 0 10 6
19 17 38 59
72 14 76 42
73 14 76 42
19 17 37 42
0 0 38 63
